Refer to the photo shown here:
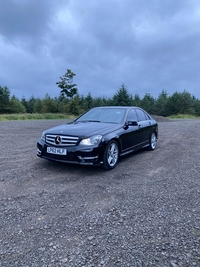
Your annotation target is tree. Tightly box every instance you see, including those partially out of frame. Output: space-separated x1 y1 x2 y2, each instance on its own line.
21 96 28 112
179 90 195 115
84 92 93 110
140 93 155 114
10 96 26 113
69 95 80 115
34 98 43 113
166 90 194 115
165 92 180 115
26 96 37 113
0 86 11 113
112 84 132 106
93 96 107 107
41 94 57 113
56 96 70 113
194 98 200 116
56 69 78 99
132 94 141 107
154 90 169 116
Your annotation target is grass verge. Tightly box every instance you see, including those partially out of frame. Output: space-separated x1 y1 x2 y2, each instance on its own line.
0 113 199 121
0 113 75 121
167 114 200 119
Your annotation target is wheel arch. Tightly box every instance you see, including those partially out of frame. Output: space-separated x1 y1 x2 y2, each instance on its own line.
106 137 122 154
152 130 158 139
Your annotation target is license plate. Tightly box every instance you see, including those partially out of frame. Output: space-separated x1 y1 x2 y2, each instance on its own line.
47 147 67 155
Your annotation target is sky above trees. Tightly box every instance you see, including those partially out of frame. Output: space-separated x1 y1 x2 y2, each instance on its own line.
1 0 200 100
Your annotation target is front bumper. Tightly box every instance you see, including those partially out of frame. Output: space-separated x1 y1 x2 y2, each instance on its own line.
37 140 105 166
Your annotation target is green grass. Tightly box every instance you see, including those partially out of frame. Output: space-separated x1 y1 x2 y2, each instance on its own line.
1 113 199 121
0 113 75 121
167 114 200 119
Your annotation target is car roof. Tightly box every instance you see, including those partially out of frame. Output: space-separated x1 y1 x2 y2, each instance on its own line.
92 106 139 110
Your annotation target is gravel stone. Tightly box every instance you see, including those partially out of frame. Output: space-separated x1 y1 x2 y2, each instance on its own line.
0 118 200 266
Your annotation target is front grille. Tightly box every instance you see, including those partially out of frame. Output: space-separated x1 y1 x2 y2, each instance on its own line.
46 134 79 146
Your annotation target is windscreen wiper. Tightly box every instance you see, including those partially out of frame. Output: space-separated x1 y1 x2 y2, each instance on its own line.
77 120 101 123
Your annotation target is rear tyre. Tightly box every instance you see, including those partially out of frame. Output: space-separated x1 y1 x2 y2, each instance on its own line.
103 140 119 170
149 132 157 150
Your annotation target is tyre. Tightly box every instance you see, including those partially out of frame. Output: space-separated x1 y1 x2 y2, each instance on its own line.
103 140 119 170
149 132 157 150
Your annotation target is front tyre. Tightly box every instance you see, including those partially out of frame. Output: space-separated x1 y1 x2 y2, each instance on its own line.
149 132 157 150
103 140 119 170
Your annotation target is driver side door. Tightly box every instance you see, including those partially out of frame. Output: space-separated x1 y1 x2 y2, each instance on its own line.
121 108 143 152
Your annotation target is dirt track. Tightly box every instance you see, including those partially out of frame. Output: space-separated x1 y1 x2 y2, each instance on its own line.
0 119 200 266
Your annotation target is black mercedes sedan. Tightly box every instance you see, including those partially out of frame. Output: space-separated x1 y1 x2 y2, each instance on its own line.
37 106 158 170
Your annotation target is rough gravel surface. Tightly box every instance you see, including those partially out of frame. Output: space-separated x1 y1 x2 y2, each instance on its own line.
0 119 200 267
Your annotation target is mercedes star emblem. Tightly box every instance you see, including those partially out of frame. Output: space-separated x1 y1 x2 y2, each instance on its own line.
55 136 61 144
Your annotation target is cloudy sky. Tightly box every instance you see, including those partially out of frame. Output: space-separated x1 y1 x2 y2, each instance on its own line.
1 0 200 100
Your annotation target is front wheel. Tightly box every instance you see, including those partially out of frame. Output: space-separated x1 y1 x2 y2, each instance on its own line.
149 132 157 150
103 140 119 170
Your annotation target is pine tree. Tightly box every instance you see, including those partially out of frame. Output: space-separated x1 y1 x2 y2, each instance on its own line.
112 84 132 106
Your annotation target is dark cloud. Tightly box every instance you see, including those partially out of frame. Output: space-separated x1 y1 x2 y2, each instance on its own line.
0 0 200 100
0 1 52 41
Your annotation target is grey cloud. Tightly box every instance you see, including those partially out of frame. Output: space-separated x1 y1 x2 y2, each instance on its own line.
0 0 200 99
0 1 51 38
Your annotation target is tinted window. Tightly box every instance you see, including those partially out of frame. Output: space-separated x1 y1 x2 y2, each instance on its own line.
144 112 151 120
77 108 126 123
127 109 137 121
135 109 147 121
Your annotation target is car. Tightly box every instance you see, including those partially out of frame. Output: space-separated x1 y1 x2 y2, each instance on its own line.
37 106 158 170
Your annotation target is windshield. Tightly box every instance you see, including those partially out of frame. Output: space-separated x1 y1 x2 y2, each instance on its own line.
76 108 126 124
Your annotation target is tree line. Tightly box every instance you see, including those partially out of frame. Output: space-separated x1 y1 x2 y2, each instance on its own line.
1 69 200 116
1 84 200 117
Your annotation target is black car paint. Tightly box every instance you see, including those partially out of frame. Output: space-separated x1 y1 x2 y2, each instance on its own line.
37 106 158 168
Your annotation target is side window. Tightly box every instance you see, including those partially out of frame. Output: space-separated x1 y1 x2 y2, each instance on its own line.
127 109 137 122
135 109 146 122
144 112 151 120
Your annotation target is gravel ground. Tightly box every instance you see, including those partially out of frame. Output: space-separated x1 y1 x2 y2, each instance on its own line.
0 119 200 267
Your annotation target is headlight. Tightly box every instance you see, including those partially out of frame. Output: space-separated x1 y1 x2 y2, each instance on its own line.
41 132 45 142
80 135 102 146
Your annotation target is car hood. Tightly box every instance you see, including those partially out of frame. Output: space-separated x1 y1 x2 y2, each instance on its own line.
44 121 121 137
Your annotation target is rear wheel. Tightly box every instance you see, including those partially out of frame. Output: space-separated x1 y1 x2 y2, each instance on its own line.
103 140 119 170
149 132 157 150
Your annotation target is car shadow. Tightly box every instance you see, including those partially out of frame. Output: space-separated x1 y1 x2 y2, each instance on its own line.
36 147 148 176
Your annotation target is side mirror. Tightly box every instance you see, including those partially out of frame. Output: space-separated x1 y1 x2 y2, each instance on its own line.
123 121 138 130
